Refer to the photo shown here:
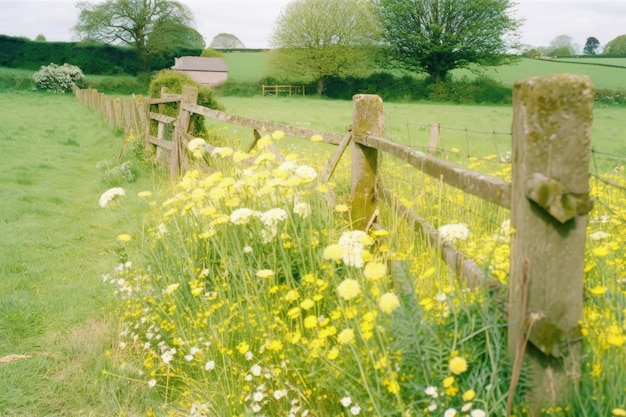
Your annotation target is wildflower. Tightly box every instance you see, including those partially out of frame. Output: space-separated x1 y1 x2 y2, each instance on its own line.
589 285 608 296
237 341 250 354
138 191 152 198
184 354 194 362
164 283 180 295
161 348 176 365
256 269 275 279
338 230 372 268
443 376 455 387
350 405 361 415
205 360 215 371
364 261 387 280
470 410 487 417
340 397 352 407
311 134 324 142
326 348 339 360
337 328 355 345
304 315 318 329
300 299 315 310
211 146 234 158
334 204 349 212
337 279 361 300
250 364 262 377
425 386 439 398
293 201 311 218
444 408 457 417
379 292 400 314
438 223 469 242
323 244 343 261
148 379 157 388
230 208 258 225
462 389 476 401
99 187 125 207
273 389 287 399
449 356 468 375
117 234 131 242
187 137 206 158
589 231 609 241
295 165 318 182
272 130 285 141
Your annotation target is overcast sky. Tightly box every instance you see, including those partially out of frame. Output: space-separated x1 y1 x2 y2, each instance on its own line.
1 0 624 50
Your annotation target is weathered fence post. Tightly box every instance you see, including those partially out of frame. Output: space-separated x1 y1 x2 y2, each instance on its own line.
172 85 198 178
428 122 440 155
351 94 383 230
508 74 594 414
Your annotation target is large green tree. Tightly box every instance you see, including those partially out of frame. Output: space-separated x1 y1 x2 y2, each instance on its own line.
373 0 521 82
269 0 380 94
73 0 198 70
604 35 626 56
209 33 245 49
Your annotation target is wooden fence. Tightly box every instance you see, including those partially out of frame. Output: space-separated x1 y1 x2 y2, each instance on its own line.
74 74 594 416
262 84 306 96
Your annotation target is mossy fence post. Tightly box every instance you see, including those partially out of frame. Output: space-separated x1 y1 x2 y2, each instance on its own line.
350 94 384 230
508 74 594 415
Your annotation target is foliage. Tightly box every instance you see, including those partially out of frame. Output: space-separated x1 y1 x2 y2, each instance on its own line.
603 34 626 56
209 33 245 49
146 18 205 53
548 35 577 57
34 34 46 42
373 0 521 83
148 69 224 136
200 48 224 58
269 0 381 94
73 0 196 70
583 37 601 55
32 63 85 93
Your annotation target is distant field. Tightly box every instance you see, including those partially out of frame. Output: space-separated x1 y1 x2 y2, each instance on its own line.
223 53 626 90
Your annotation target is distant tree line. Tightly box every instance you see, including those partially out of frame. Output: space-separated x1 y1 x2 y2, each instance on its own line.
0 35 200 75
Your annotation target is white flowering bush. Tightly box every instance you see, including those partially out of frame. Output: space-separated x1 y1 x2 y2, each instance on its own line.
32 63 84 93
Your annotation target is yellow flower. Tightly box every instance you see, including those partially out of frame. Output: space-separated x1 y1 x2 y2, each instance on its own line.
588 285 608 296
449 356 468 375
117 233 131 242
337 279 361 301
337 328 355 345
304 315 318 329
271 131 285 141
310 134 324 142
379 292 400 314
592 245 610 257
364 261 387 280
323 244 343 261
164 283 180 295
462 389 476 401
334 204 349 213
237 342 250 354
137 191 153 198
285 290 299 302
326 348 339 360
268 340 283 351
613 409 626 417
443 376 455 387
300 299 315 310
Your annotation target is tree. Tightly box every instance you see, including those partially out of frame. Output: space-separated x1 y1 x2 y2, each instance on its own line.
269 0 380 94
547 35 577 57
604 34 626 56
34 34 46 42
373 0 520 83
583 37 601 55
73 0 196 70
209 33 245 49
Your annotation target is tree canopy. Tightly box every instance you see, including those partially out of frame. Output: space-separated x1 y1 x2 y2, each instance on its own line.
209 33 245 49
73 0 198 70
269 0 380 94
547 34 577 57
373 0 521 83
604 35 626 56
583 37 601 55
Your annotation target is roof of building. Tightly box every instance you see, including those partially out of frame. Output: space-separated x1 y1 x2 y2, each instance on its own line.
172 56 228 72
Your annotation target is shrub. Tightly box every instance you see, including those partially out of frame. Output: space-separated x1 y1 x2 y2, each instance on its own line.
200 48 224 58
32 63 84 93
148 69 225 136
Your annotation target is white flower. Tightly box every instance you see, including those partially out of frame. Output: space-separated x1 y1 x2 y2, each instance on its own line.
187 138 207 158
148 379 157 388
252 391 265 402
230 208 259 225
425 386 439 398
338 230 372 268
589 231 609 241
295 165 318 181
340 397 352 407
251 403 262 412
99 187 125 207
462 402 473 412
244 245 253 253
293 201 311 218
427 402 438 412
184 354 194 362
161 348 176 365
205 360 215 371
350 405 361 415
273 389 287 399
251 364 262 376
444 409 458 417
260 208 288 227
470 410 487 417
438 223 469 242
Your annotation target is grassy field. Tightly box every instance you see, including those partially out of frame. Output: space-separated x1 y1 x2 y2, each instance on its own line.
0 91 162 415
223 53 626 90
